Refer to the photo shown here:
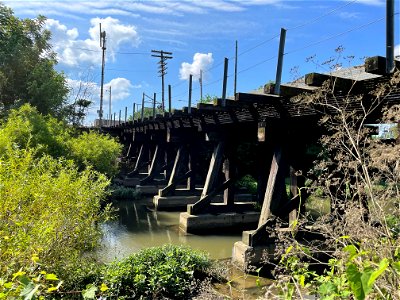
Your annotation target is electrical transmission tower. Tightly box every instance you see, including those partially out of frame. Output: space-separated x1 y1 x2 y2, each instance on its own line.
98 23 106 128
151 50 173 111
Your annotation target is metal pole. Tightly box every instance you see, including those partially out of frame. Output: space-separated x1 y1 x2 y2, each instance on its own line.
199 69 203 102
141 92 145 121
188 74 192 114
234 40 238 96
222 57 228 106
386 0 395 74
113 112 116 126
153 93 156 118
99 25 106 128
125 106 127 122
108 86 111 126
274 28 287 95
119 110 121 125
133 103 136 121
168 84 172 115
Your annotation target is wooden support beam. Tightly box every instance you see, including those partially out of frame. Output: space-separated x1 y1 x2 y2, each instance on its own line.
187 147 197 191
288 166 306 225
129 144 148 176
223 155 235 206
159 146 186 196
201 141 225 199
258 145 287 227
188 141 225 214
140 144 165 185
188 179 233 215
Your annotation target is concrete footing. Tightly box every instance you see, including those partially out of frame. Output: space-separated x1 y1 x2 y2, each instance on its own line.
232 241 275 267
153 195 199 210
136 184 164 195
179 211 260 234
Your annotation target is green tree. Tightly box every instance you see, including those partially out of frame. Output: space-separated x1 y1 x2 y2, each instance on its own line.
0 4 69 119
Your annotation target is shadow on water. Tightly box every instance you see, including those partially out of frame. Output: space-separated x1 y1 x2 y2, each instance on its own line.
99 198 242 262
99 197 276 299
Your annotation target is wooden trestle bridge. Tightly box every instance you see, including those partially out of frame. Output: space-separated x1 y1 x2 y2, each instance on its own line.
103 56 400 265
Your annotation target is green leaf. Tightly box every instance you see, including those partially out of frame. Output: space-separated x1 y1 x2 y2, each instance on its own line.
343 245 358 261
392 261 400 274
360 267 373 296
19 282 39 300
82 284 97 299
44 274 58 281
367 258 388 287
346 263 364 300
318 282 337 296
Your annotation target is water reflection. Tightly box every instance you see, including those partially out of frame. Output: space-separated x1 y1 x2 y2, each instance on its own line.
100 198 242 262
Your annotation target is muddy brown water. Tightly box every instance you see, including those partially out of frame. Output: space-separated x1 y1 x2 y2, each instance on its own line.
99 198 273 299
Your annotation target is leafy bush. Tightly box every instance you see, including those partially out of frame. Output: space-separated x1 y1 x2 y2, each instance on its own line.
109 185 141 201
0 104 71 158
101 245 212 299
236 174 258 194
68 131 122 177
0 148 110 281
0 104 122 176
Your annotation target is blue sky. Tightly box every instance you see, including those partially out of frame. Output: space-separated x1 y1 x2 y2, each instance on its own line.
3 0 399 125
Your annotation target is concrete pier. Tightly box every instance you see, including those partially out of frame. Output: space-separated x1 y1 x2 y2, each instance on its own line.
179 209 260 234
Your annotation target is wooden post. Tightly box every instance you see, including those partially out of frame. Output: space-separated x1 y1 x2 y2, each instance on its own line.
289 166 306 225
222 57 228 106
188 74 192 114
153 93 156 118
258 145 287 227
201 141 225 199
274 28 286 95
168 84 172 115
223 155 235 206
187 146 197 191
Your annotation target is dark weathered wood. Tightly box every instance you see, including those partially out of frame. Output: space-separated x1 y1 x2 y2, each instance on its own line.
188 179 233 214
258 145 287 227
159 170 193 196
223 156 235 206
140 144 165 185
159 146 186 196
201 141 225 199
365 56 387 75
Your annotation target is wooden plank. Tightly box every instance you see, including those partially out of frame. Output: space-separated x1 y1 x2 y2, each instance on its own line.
223 156 235 206
188 141 225 214
140 144 164 185
258 145 286 227
188 179 233 214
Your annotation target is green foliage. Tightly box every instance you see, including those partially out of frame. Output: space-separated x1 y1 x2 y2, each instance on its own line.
68 131 122 177
0 258 63 299
199 94 217 104
109 185 141 201
0 147 110 285
276 241 399 300
0 104 122 176
236 174 257 194
0 4 69 119
0 104 71 158
100 245 212 299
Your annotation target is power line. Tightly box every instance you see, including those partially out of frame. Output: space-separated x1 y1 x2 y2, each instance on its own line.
284 15 387 56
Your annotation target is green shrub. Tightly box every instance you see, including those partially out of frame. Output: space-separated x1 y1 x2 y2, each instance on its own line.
236 174 258 194
0 104 71 158
0 104 122 176
68 131 122 177
0 148 110 280
101 245 212 299
109 185 141 201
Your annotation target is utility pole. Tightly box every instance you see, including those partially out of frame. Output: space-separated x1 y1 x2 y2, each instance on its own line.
108 86 111 127
151 50 173 112
188 74 193 114
274 28 287 95
234 40 238 96
99 23 106 128
199 69 203 102
221 57 229 107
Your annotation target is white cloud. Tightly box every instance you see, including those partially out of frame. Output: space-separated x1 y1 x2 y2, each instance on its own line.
45 17 140 66
179 53 214 81
105 78 134 101
395 44 400 58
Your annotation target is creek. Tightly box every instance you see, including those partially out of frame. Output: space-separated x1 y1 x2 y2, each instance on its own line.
99 197 272 299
